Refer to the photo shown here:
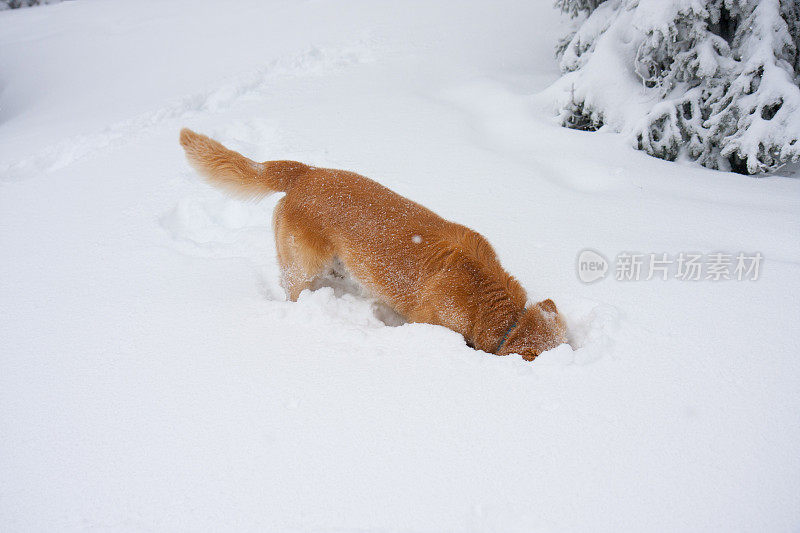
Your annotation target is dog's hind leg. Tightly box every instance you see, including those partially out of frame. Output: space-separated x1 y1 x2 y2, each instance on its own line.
273 198 334 301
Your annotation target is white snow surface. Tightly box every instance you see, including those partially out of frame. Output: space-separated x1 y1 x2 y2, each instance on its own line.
1 1 799 531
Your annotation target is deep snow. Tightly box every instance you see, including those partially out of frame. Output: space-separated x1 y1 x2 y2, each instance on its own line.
1 1 799 531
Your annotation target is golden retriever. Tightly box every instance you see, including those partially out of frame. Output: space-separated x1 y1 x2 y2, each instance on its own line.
179 128 566 360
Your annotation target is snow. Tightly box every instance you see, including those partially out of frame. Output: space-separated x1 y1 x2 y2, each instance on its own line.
1 0 800 531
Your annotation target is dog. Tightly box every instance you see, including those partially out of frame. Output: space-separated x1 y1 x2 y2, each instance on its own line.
179 129 567 360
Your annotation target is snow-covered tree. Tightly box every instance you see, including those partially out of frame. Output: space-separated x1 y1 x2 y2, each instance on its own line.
551 0 800 174
2 0 50 9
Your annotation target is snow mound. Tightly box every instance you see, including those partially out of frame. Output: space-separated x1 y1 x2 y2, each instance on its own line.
0 43 374 182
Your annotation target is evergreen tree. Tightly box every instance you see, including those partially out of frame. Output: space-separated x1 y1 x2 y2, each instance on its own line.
553 0 800 174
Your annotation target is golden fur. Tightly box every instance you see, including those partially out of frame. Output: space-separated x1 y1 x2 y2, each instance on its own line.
179 128 566 359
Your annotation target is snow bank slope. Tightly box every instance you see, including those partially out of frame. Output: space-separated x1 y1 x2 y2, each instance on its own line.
1 1 799 531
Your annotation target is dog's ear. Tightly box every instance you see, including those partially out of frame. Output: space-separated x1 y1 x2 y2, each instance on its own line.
538 298 558 314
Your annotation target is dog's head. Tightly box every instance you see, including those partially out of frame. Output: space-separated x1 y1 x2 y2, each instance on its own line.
496 299 567 360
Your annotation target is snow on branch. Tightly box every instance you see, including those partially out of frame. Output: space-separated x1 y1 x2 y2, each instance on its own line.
549 0 800 174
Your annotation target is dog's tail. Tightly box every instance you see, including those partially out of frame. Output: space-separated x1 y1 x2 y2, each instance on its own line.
179 128 306 199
